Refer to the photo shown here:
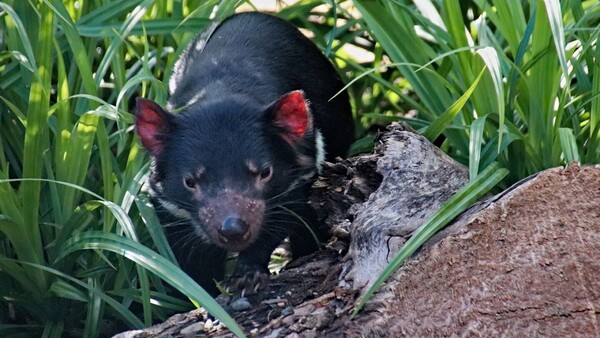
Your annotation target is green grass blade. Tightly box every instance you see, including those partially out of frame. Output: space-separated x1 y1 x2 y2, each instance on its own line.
60 112 100 219
137 263 153 326
543 0 569 76
475 47 505 148
77 18 211 37
353 0 452 116
93 0 155 86
54 231 246 338
2 257 144 329
49 279 87 302
528 0 563 169
505 7 536 123
2 177 138 240
0 218 36 288
423 67 487 141
0 174 23 224
96 120 115 230
45 0 101 221
45 0 96 94
558 128 581 163
494 0 527 55
479 131 521 171
136 193 178 264
0 253 41 297
441 0 474 83
469 115 487 180
77 1 138 25
82 280 103 338
0 3 39 83
41 321 63 338
590 29 600 152
0 96 27 126
19 0 55 291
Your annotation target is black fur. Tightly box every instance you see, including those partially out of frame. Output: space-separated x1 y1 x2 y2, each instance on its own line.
135 12 353 296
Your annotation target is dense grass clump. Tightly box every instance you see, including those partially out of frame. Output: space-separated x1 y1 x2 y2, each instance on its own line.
352 0 600 184
0 1 250 336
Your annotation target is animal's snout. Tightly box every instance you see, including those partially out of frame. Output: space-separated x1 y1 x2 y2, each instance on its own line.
197 190 265 251
218 217 250 243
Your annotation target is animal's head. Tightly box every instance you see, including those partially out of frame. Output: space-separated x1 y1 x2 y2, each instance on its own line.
134 91 316 251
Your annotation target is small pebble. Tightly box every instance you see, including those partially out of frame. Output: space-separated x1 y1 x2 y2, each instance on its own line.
312 308 333 330
281 307 294 317
231 297 252 311
293 304 315 316
302 329 317 338
180 322 205 335
303 317 317 330
262 327 284 338
204 319 214 330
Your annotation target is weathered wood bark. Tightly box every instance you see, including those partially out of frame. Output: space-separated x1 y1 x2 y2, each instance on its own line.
346 163 600 337
114 124 600 338
340 123 469 291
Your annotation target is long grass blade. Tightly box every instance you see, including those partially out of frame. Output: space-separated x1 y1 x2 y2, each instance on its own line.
55 232 247 338
558 128 581 163
2 257 144 329
475 47 505 148
20 0 55 291
543 0 569 76
0 3 39 83
77 18 211 37
469 115 487 180
422 67 487 141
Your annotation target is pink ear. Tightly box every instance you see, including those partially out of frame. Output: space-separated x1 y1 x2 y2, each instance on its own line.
135 98 172 157
270 90 312 141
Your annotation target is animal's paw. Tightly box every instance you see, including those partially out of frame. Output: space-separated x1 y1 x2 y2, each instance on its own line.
226 270 270 297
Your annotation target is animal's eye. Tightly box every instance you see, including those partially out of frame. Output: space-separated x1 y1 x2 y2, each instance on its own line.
258 166 273 182
183 175 196 190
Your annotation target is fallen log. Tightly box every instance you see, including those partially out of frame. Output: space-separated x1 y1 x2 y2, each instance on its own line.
115 123 600 337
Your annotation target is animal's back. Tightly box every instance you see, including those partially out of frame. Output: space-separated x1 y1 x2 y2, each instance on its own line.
169 12 354 159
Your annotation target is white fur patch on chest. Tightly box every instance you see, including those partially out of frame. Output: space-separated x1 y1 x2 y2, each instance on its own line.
315 129 326 174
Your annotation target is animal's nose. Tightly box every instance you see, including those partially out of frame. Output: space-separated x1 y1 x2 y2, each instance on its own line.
218 217 249 242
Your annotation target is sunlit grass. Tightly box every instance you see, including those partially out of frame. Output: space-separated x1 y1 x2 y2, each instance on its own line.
353 0 600 184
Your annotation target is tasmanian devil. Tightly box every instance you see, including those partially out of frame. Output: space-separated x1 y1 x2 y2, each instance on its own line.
134 12 354 296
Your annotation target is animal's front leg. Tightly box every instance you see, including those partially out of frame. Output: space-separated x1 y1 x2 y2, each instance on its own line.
226 225 286 296
226 199 317 296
